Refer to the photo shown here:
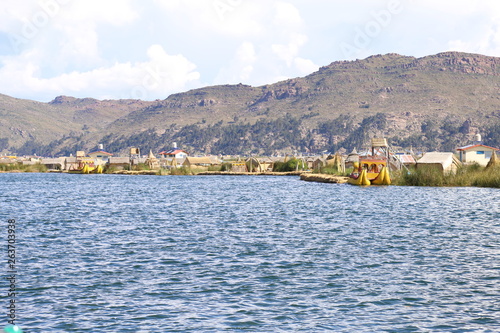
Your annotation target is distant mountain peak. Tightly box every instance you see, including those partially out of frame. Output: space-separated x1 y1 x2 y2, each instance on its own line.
49 95 78 104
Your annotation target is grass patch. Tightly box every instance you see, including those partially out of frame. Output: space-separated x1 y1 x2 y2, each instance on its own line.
393 164 500 188
169 167 193 175
132 163 150 171
104 165 119 174
315 166 352 176
0 163 47 173
471 166 500 188
208 165 223 172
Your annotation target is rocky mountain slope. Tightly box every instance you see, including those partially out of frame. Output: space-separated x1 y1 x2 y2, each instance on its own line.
2 52 500 155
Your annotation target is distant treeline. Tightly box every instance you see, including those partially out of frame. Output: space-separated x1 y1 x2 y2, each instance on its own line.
14 114 500 156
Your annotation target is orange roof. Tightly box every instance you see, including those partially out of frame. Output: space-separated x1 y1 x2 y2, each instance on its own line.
159 149 188 155
457 144 499 151
88 150 113 156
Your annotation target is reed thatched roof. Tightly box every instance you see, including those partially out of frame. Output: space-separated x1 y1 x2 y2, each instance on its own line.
417 152 461 172
486 151 499 168
183 157 214 166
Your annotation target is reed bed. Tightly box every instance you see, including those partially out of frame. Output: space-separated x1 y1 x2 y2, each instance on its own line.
0 163 48 173
394 164 500 188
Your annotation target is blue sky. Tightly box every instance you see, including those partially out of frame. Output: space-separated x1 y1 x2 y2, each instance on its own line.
0 0 499 102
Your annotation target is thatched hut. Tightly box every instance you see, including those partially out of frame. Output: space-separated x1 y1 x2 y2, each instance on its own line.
417 152 461 174
486 151 499 168
145 150 160 170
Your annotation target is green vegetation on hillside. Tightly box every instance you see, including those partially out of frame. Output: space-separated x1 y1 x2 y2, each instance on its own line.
14 114 500 156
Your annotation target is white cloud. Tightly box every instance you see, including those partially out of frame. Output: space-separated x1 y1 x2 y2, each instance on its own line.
236 42 257 64
154 0 264 37
448 26 500 56
58 23 100 63
272 33 308 67
274 1 303 28
62 0 138 26
0 45 200 101
153 0 182 11
294 57 319 75
215 41 257 84
2 0 500 102
444 2 500 57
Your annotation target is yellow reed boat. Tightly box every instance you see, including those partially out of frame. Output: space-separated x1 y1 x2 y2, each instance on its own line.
68 159 103 174
348 157 391 186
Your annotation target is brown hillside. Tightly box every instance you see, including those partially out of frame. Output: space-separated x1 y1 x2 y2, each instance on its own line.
1 51 500 154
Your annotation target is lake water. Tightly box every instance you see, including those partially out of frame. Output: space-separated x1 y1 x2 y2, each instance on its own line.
1 173 499 332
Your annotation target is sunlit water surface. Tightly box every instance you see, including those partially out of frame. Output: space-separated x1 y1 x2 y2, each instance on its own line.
1 173 499 332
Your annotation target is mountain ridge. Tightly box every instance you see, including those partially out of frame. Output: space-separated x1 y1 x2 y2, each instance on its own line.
2 51 500 155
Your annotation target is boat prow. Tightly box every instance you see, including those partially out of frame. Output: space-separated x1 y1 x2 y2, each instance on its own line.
371 166 391 185
348 169 371 186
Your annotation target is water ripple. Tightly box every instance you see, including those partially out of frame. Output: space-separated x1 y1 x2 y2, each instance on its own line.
1 174 499 332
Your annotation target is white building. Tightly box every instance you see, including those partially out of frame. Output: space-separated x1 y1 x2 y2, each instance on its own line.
456 144 499 166
88 150 113 165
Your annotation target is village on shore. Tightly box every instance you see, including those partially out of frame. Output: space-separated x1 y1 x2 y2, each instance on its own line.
1 135 499 184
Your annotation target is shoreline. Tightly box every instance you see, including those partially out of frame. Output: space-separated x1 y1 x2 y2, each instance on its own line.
2 170 498 188
0 169 349 184
0 170 310 176
196 171 308 176
300 173 350 184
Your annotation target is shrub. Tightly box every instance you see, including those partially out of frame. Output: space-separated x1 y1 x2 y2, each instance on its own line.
319 166 339 175
220 163 232 172
273 158 307 172
104 165 118 174
208 165 222 172
133 163 150 171
169 167 192 175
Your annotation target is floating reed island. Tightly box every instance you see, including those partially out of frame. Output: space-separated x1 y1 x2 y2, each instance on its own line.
3 137 499 188
300 173 349 184
197 171 306 176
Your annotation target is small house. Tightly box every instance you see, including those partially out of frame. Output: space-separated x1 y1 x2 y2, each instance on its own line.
207 155 222 166
108 157 131 170
344 149 359 169
456 144 499 166
257 157 275 171
159 149 189 159
22 159 39 166
246 157 262 172
182 156 215 170
40 157 65 170
145 150 160 170
395 154 417 166
230 161 248 172
312 158 327 170
88 150 113 166
326 154 345 172
417 152 461 174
